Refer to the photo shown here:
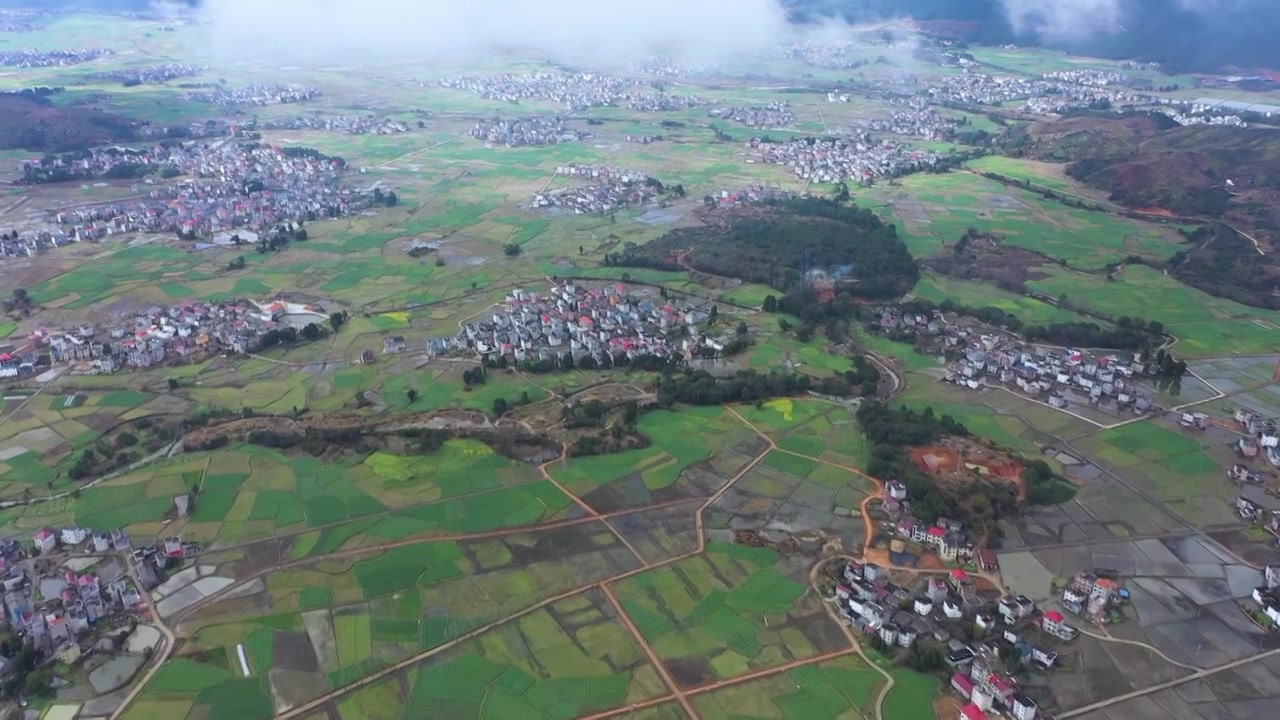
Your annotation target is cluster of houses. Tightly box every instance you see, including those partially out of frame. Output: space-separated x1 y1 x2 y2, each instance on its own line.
2 529 142 664
90 63 206 84
1157 109 1247 128
429 282 720 366
701 184 795 209
0 48 110 67
532 164 662 215
0 228 72 259
438 71 631 110
185 84 322 107
707 102 796 128
1059 572 1129 625
746 133 945 184
469 116 586 147
911 70 1152 115
767 40 871 70
1233 409 1280 467
0 8 47 32
834 560 1064 720
1249 566 1280 630
945 342 1151 413
41 141 369 240
437 72 704 113
627 56 723 79
259 114 411 135
857 99 962 140
33 297 324 372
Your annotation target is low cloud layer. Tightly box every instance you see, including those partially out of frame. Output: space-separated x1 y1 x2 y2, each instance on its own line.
191 0 797 67
999 0 1275 40
998 0 1126 39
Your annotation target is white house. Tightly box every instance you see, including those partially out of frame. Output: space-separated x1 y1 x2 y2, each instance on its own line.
61 527 89 546
1011 695 1038 720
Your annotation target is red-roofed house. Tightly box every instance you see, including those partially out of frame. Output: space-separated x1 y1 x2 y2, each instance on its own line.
926 526 946 547
960 704 986 720
951 568 968 583
1040 610 1076 640
978 548 999 572
950 672 974 699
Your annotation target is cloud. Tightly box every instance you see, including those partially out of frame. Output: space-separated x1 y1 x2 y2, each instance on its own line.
997 0 1126 39
190 0 797 68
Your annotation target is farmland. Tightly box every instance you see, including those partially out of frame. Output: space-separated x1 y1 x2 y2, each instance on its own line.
4 11 1280 720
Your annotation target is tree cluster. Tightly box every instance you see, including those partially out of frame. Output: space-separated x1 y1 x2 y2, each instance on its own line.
653 368 858 408
461 366 487 388
896 298 1166 351
614 197 918 298
857 402 967 524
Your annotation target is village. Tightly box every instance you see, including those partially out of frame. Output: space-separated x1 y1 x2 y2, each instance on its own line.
707 101 796 128
259 114 412 135
8 141 374 245
531 164 668 215
468 116 586 147
184 84 323 107
0 48 109 68
90 63 206 85
833 466 1162 720
858 99 963 140
0 515 206 699
832 557 1064 720
426 281 724 368
437 71 706 112
0 297 328 379
747 133 946 184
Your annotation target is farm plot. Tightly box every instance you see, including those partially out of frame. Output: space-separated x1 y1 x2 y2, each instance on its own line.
1026 264 1280 356
359 439 535 505
692 655 885 720
390 590 666 720
1074 418 1240 527
866 171 1182 267
548 407 755 510
123 654 275 720
613 543 846 685
183 525 648 702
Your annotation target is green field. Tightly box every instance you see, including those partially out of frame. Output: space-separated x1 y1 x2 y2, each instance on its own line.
4 18 1259 720
694 655 885 720
613 544 824 679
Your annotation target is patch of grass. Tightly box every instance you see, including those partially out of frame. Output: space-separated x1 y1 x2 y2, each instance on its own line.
147 658 231 692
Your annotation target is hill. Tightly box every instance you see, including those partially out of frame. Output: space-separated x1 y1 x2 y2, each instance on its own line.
0 93 138 153
787 0 1280 73
1002 115 1280 309
1001 115 1280 223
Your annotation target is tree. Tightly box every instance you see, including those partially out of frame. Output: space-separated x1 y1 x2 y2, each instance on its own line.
167 378 179 390
736 321 749 336
406 388 418 403
384 191 398 207
329 312 346 332
503 243 522 257
24 670 51 697
302 323 322 341
708 305 718 323
492 397 509 415
762 295 778 312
